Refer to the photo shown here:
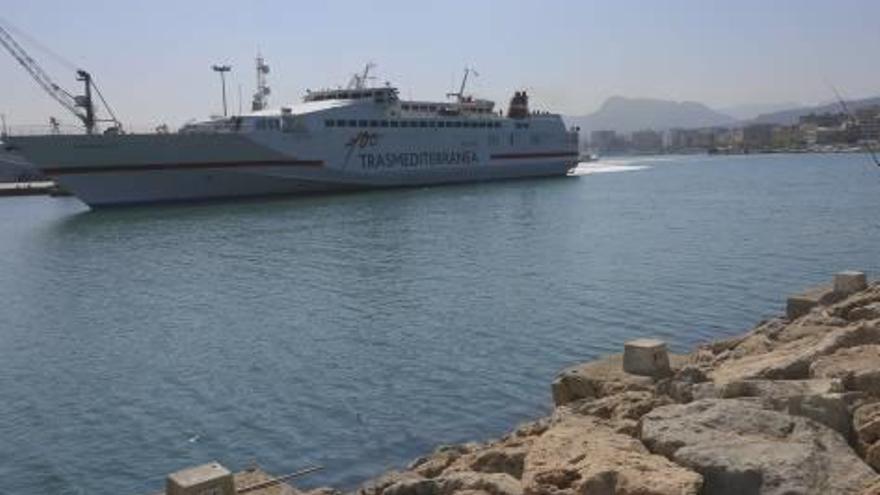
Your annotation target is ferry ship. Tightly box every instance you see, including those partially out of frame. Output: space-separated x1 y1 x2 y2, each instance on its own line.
3 64 579 207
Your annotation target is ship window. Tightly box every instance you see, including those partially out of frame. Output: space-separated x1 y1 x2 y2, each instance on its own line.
390 120 399 127
429 106 437 112
325 120 335 127
453 121 462 128
429 121 436 128
437 121 445 128
402 104 410 110
336 119 346 127
348 120 357 127
380 120 389 127
419 121 428 128
358 120 368 127
494 122 502 128
369 120 379 127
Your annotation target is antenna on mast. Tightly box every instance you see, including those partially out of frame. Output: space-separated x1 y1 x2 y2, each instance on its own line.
251 53 270 111
348 62 376 90
447 67 478 102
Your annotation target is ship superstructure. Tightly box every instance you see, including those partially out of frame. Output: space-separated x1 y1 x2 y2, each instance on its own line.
5 64 579 207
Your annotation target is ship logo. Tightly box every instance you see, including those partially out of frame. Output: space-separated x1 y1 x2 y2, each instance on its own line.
343 131 379 169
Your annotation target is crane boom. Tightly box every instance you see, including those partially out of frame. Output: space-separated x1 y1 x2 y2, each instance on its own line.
0 23 95 133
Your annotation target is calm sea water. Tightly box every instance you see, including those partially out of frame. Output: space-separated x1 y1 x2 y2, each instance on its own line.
1 154 878 495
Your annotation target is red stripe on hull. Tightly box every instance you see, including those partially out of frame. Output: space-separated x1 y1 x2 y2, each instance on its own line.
42 159 324 175
490 151 578 160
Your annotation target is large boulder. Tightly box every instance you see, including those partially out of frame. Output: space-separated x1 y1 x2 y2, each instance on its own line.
551 354 688 406
640 399 879 494
854 402 880 472
709 322 880 384
382 472 522 495
522 414 702 495
409 445 477 478
565 391 674 436
811 345 880 397
828 284 880 321
552 355 655 406
687 379 854 438
443 446 531 480
359 471 427 495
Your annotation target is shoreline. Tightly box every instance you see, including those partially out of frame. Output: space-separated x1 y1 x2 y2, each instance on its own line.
343 271 880 495
163 271 880 494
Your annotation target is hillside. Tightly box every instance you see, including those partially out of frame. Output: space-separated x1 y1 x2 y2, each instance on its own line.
751 96 880 125
565 96 737 134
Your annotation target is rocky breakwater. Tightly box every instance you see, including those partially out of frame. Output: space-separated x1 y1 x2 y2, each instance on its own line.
343 272 880 495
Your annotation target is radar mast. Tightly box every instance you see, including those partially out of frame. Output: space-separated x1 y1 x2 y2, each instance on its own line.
348 63 376 90
447 67 478 103
251 54 270 111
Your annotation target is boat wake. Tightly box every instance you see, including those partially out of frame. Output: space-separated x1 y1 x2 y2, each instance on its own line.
571 158 653 176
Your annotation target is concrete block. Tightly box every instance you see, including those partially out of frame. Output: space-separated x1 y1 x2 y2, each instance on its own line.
623 338 671 377
166 462 235 495
834 271 867 296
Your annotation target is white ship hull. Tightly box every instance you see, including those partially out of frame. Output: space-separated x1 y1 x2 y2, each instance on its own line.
6 88 578 207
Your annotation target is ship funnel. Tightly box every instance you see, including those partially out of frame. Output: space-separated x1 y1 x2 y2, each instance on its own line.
507 91 529 119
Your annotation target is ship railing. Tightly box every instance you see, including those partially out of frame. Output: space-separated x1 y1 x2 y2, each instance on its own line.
2 124 89 137
2 124 189 137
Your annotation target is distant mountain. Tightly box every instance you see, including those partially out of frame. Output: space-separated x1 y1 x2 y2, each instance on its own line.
751 96 880 125
717 102 801 121
565 96 737 134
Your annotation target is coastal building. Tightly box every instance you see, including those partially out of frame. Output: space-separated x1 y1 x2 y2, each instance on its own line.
630 130 663 153
589 130 626 153
771 125 801 149
742 123 774 150
667 128 715 152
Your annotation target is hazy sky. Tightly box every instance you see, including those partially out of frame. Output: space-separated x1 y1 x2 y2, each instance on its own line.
2 0 880 129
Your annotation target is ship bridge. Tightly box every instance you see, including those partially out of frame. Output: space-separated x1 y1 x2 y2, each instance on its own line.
303 86 399 104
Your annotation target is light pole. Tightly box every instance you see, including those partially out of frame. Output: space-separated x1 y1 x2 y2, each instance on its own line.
211 65 232 117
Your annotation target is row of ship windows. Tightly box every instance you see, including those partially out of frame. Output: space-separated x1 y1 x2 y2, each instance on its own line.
325 119 508 129
400 104 494 114
324 119 531 130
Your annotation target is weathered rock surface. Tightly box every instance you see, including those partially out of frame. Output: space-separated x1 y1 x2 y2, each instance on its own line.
522 414 702 495
855 402 880 472
551 354 655 406
686 378 857 437
708 320 880 384
565 391 674 436
381 472 522 495
811 344 880 396
552 354 689 406
640 399 879 494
